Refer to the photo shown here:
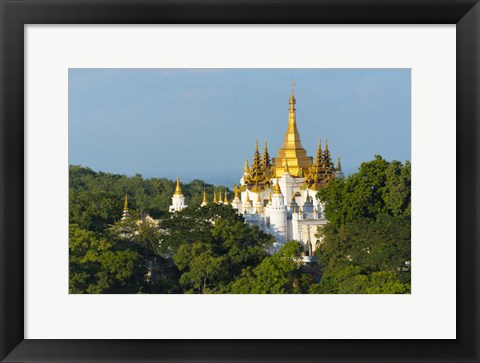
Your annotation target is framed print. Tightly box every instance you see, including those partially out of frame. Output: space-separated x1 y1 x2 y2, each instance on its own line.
1 0 479 362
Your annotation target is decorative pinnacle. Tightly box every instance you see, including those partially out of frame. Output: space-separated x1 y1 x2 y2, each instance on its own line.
213 192 217 203
123 189 129 211
337 156 342 171
273 178 281 194
174 177 183 195
284 159 290 174
255 140 259 153
218 190 223 204
325 138 329 151
224 190 229 204
289 79 296 105
202 189 207 204
234 184 239 199
244 159 250 174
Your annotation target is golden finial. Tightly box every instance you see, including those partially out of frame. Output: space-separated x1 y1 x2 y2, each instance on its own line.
325 138 329 151
218 190 223 204
255 140 259 153
289 79 296 105
213 192 217 203
257 192 261 203
284 159 290 174
244 159 250 174
123 189 129 211
234 184 239 199
174 177 183 195
202 189 207 204
273 178 281 194
224 190 229 204
337 156 342 171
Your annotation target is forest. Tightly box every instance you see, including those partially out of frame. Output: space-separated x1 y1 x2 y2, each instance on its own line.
69 155 411 294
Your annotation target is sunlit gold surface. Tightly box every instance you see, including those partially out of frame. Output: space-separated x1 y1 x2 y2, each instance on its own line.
273 86 313 178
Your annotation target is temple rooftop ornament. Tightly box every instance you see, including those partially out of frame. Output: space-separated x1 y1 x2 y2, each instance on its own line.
174 177 183 196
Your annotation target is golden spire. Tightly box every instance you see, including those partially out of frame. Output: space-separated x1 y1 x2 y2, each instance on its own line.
336 156 342 171
273 81 312 178
121 189 131 221
284 159 290 174
262 141 272 170
255 139 259 153
257 192 261 203
234 184 239 199
218 190 223 204
245 192 251 204
289 78 296 104
174 177 183 195
123 190 129 211
244 159 250 174
213 192 217 203
224 190 229 204
273 178 281 194
325 138 329 151
202 189 207 204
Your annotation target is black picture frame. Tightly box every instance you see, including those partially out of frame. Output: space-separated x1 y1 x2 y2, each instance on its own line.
1 1 479 362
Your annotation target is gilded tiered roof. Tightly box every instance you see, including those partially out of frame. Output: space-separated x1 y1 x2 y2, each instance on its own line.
305 139 337 190
243 140 271 192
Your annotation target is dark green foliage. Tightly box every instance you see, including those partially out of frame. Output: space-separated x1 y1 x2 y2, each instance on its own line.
69 158 411 294
167 204 274 293
69 224 147 294
69 165 231 233
229 241 314 294
312 156 411 294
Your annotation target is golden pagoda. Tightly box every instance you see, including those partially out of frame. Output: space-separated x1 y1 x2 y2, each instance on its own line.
272 80 313 178
174 177 183 195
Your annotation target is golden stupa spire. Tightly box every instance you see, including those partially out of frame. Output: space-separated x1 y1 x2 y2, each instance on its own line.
273 81 312 178
325 138 329 151
257 192 261 203
218 190 223 204
244 159 250 174
336 156 342 171
123 189 129 211
174 177 183 196
121 189 131 221
213 191 217 203
234 184 239 199
273 178 281 194
224 190 229 204
202 189 207 204
245 192 251 204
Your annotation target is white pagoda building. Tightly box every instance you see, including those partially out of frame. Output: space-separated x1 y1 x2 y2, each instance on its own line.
170 83 344 259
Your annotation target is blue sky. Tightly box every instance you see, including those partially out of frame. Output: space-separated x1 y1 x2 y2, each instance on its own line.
69 69 411 186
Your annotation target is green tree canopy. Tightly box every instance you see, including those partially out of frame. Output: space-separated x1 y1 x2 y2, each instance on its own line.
312 156 411 294
229 241 314 294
